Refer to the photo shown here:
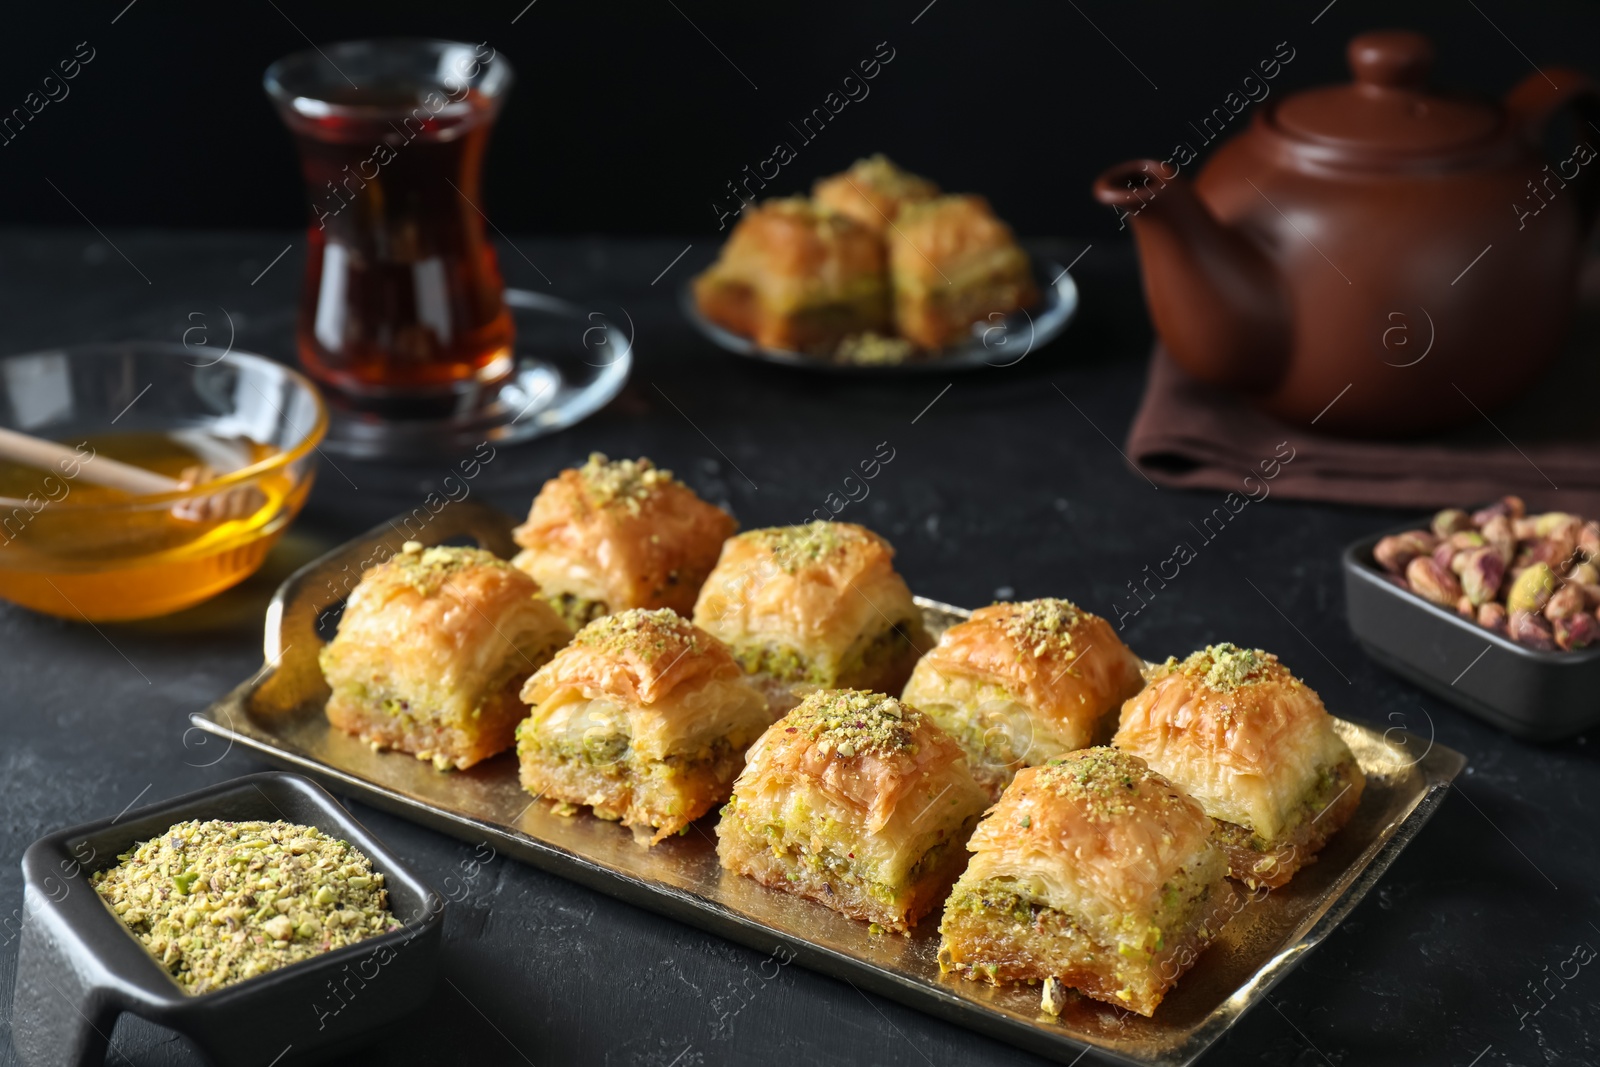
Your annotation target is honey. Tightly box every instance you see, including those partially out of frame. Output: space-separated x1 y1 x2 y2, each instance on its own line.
0 431 311 621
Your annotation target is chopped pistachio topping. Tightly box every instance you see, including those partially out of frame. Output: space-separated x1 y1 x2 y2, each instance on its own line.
385 541 508 597
574 607 701 663
1157 643 1279 693
998 598 1083 658
763 196 850 229
91 819 397 995
784 689 922 759
1034 748 1170 820
747 521 863 573
842 154 938 199
836 332 916 366
575 453 678 509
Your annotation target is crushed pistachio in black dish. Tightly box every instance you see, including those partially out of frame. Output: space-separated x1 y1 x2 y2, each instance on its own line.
91 819 398 994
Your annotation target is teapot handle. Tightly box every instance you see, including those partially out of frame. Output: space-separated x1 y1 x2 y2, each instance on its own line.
1506 66 1600 229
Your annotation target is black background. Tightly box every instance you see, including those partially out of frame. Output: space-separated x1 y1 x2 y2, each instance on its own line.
3 0 1598 239
5 5 1600 1067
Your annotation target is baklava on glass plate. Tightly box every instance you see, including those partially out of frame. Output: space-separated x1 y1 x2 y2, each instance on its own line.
682 262 1077 375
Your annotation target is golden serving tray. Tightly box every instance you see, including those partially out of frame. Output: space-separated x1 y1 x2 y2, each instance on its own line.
189 502 1466 1067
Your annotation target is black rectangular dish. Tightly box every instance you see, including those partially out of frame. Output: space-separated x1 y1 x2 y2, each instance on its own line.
189 502 1467 1067
11 772 445 1067
1343 522 1600 740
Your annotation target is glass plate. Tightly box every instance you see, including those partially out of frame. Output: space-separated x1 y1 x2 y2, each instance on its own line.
189 502 1466 1067
680 262 1079 375
319 289 632 458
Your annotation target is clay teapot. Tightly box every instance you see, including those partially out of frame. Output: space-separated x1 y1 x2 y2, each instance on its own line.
1095 29 1599 437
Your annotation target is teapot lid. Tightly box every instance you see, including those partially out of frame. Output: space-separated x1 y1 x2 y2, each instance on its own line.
1270 30 1502 162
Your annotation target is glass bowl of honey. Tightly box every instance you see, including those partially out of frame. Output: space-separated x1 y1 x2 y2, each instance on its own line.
0 343 327 621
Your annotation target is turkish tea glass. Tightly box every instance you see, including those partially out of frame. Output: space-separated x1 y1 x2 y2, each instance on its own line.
266 39 515 406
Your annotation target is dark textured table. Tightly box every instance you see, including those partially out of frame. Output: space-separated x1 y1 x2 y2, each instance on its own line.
1 232 1594 1067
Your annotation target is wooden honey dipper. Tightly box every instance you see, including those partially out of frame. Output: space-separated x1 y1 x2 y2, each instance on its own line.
0 426 266 522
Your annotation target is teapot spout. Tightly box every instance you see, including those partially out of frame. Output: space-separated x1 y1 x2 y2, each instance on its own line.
1094 160 1288 391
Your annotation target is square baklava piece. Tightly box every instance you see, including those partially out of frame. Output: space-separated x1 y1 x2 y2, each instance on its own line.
1113 644 1366 890
938 748 1235 1017
516 608 769 845
320 542 573 770
512 453 737 630
692 197 889 354
889 195 1038 349
716 689 988 932
812 154 939 234
693 521 931 715
901 598 1147 800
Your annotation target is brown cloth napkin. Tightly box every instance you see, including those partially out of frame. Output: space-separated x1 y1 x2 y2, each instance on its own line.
1126 346 1600 516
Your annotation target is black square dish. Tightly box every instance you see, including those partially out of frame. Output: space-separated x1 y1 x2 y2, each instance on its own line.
12 771 444 1067
1342 524 1600 740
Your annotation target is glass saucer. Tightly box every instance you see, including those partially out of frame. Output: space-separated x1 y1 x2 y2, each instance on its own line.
319 289 632 459
680 261 1078 375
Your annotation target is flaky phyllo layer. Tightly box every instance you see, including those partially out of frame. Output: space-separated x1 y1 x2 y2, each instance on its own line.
734 618 919 688
721 768 975 904
319 542 572 770
959 756 1224 946
517 608 770 844
1114 644 1362 845
902 598 1147 799
901 677 1045 792
694 522 929 714
519 677 768 770
717 689 988 929
511 453 737 620
939 749 1233 1014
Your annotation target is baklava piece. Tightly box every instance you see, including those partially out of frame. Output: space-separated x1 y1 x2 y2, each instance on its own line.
693 521 931 716
812 154 940 234
889 195 1038 349
692 197 889 354
320 542 572 770
717 689 988 932
1113 644 1366 890
516 608 769 845
901 598 1147 800
938 748 1234 1018
512 453 737 630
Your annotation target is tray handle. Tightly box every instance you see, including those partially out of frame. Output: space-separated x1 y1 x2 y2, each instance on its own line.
251 501 520 717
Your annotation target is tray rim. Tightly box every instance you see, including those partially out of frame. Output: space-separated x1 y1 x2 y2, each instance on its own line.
189 503 1468 1067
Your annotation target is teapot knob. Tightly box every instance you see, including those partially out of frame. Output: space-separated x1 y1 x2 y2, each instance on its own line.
1349 30 1434 90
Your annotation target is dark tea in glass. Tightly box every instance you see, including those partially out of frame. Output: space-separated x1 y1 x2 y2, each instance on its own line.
266 40 515 402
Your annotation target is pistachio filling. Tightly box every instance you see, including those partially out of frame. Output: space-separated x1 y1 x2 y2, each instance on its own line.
944 865 1216 987
734 642 827 685
733 623 914 687
544 591 610 630
91 819 398 994
1215 758 1352 851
